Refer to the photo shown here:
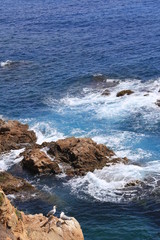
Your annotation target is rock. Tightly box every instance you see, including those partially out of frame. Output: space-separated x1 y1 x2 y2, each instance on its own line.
0 189 84 240
93 74 107 81
46 137 117 176
93 75 119 87
106 157 128 166
125 180 141 187
22 148 61 174
102 89 110 96
105 80 119 88
116 90 134 97
0 171 34 195
0 119 37 154
0 223 15 240
155 100 160 107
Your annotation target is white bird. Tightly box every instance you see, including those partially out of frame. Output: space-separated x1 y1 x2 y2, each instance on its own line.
47 205 56 217
60 212 71 221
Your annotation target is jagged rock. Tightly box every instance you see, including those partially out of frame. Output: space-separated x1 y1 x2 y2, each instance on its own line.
0 119 37 153
106 157 128 166
22 148 61 174
155 100 160 107
0 171 34 195
116 90 134 97
0 189 84 240
125 180 141 187
44 137 119 176
102 89 110 96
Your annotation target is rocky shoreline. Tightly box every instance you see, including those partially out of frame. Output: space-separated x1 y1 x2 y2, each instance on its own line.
0 188 84 240
0 118 138 240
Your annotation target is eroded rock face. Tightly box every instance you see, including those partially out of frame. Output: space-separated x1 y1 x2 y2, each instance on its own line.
22 148 61 174
0 171 34 195
0 189 84 240
0 119 37 153
44 137 118 176
116 90 134 97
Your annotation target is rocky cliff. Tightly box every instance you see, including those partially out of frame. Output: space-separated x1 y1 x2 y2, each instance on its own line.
0 189 84 240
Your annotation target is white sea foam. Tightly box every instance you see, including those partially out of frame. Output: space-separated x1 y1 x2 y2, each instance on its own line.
67 160 160 202
0 60 13 67
45 78 160 127
91 131 152 162
7 194 16 200
0 60 28 68
31 122 65 144
0 148 24 171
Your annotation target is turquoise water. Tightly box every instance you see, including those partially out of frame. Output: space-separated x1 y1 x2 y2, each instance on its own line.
0 0 160 239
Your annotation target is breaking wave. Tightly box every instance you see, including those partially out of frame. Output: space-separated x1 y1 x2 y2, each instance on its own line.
67 160 160 203
0 148 24 171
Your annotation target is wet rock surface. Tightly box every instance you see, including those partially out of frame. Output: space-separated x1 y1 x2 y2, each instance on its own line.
116 90 134 97
0 171 34 195
0 120 129 177
0 119 36 154
93 74 107 81
22 147 61 174
44 137 123 176
101 89 110 96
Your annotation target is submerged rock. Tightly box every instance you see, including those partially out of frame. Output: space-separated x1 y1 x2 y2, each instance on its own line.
125 180 141 187
105 80 119 88
0 171 34 195
116 90 134 97
93 74 107 81
0 189 84 240
0 119 36 153
101 89 110 96
22 147 61 174
44 137 126 176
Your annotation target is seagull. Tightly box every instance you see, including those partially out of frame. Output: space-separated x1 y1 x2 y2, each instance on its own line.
60 212 71 221
47 205 56 217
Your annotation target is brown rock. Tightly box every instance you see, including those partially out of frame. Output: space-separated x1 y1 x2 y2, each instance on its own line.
0 172 34 195
0 119 37 154
0 223 15 240
0 189 84 240
106 157 128 166
22 148 61 174
116 90 134 97
46 137 115 176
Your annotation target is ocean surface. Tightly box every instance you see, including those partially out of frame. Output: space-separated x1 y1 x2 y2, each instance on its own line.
0 0 160 239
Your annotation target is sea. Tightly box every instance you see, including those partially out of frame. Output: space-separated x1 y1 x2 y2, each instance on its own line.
0 0 160 239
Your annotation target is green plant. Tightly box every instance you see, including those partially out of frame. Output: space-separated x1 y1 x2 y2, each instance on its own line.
0 192 4 206
15 208 23 221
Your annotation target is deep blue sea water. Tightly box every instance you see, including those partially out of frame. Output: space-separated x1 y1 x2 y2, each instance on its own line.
0 0 160 239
